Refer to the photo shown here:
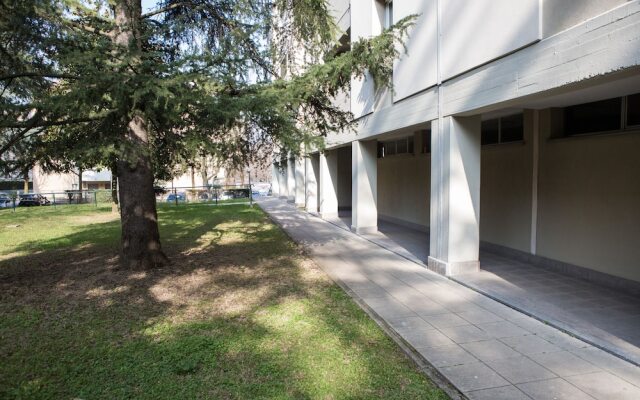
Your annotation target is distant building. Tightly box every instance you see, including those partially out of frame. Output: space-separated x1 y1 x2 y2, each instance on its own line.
31 165 112 193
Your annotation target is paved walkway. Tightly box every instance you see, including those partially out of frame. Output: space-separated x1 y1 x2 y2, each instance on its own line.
259 198 640 400
324 212 640 366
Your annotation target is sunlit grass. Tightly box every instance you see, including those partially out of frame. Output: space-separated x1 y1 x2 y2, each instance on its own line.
0 203 448 399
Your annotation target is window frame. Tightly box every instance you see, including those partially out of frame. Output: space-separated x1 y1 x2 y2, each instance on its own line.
558 93 640 139
377 135 414 159
481 113 524 146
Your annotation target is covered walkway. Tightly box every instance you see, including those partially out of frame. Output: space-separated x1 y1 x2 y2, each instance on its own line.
324 211 640 366
260 198 640 399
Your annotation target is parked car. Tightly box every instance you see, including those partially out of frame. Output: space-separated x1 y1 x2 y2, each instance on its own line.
165 193 186 203
219 191 234 200
154 186 168 196
18 194 51 207
0 193 13 208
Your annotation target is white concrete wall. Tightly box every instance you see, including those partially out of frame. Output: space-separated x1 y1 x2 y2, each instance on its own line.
377 154 430 229
480 111 535 253
392 0 437 101
323 1 639 147
542 0 630 37
535 110 640 283
351 140 378 232
440 0 540 81
319 151 339 217
350 0 383 117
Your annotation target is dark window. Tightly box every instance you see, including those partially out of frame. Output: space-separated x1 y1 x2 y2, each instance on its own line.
377 142 385 158
407 135 414 154
564 97 622 136
627 93 640 127
481 118 499 145
500 113 524 143
386 141 396 156
105 182 111 190
421 130 431 153
396 138 408 154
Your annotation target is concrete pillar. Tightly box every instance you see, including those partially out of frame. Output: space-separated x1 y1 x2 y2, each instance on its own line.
429 115 481 276
351 140 378 234
286 158 295 202
278 162 287 199
319 150 339 218
294 156 305 207
305 154 319 213
271 163 280 196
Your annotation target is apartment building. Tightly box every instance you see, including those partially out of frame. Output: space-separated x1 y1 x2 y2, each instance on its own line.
272 0 640 293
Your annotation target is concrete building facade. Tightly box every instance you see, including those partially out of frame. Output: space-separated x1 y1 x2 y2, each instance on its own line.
272 0 640 292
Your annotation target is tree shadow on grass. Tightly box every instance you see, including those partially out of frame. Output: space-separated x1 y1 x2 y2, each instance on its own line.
0 204 446 399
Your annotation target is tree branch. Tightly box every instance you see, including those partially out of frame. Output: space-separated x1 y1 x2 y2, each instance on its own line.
0 112 42 156
0 72 78 81
66 19 114 38
0 113 111 130
141 2 192 19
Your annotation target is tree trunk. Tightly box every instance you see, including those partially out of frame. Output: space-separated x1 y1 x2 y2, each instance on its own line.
114 0 168 269
117 116 168 269
201 156 209 186
23 170 29 193
111 163 119 213
77 167 83 203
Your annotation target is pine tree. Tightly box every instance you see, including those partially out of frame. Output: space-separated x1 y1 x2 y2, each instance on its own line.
0 0 413 269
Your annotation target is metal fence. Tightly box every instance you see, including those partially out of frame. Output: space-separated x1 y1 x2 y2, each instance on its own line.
0 183 272 212
0 189 114 211
156 184 271 206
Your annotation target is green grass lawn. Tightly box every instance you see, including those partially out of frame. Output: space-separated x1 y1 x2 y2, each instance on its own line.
0 204 448 399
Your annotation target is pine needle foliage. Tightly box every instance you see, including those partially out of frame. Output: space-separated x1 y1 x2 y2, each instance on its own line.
1 0 414 175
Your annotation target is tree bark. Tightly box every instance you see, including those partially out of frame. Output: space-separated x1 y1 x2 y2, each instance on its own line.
201 156 209 186
23 170 29 193
111 162 119 213
117 116 168 269
114 0 168 269
77 167 83 203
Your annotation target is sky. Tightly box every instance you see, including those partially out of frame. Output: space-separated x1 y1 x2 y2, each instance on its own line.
141 0 158 13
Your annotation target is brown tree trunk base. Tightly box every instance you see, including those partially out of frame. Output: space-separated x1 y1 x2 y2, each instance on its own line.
117 117 169 270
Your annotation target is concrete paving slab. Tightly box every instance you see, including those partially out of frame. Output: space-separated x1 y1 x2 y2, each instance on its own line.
417 345 478 368
387 316 434 332
330 203 640 365
566 371 640 400
421 313 470 329
500 335 563 355
485 356 557 384
467 385 533 400
440 362 510 392
529 351 602 377
403 329 456 349
461 339 523 361
440 324 492 344
258 198 640 400
476 320 531 338
517 378 595 400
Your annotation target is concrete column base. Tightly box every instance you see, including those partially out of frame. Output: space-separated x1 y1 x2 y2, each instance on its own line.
295 202 305 208
351 226 378 235
320 212 338 219
428 257 480 277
